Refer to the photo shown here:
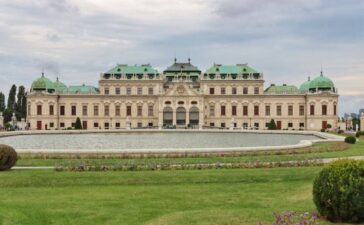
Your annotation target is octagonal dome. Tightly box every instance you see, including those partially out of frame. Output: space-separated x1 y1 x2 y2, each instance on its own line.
299 77 311 92
31 73 55 91
309 72 335 91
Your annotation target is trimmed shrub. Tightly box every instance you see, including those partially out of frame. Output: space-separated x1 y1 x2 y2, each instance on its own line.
344 136 356 144
268 119 277 130
320 128 326 132
0 144 17 171
75 117 82 130
337 130 344 134
313 159 364 223
356 131 364 138
327 124 332 129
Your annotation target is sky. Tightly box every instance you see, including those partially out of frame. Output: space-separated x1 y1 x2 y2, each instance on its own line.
0 0 363 115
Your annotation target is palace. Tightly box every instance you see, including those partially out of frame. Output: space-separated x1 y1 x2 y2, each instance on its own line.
27 59 339 131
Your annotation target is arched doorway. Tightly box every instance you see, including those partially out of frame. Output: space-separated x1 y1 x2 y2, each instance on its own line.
176 107 186 126
163 107 173 126
189 106 199 127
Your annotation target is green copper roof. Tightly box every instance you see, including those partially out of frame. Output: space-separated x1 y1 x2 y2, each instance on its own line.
164 59 201 74
31 73 55 90
106 64 158 74
309 72 334 90
206 64 258 74
63 84 98 94
265 84 300 95
299 78 311 92
54 78 67 92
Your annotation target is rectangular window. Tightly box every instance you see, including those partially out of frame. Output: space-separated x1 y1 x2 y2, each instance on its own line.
94 122 99 128
104 88 109 95
210 122 215 127
243 105 248 116
148 122 153 127
322 105 327 116
60 105 65 116
104 105 110 116
137 122 143 128
254 87 259 95
137 87 143 95
148 87 154 95
310 105 315 116
288 122 293 128
334 105 337 116
232 105 237 116
104 123 109 129
254 105 259 116
299 122 305 128
82 105 87 116
209 87 214 95
243 123 248 129
115 88 120 95
209 105 215 116
37 105 42 115
71 106 76 116
115 105 121 116
221 122 225 128
288 105 293 116
221 105 226 116
254 122 259 129
127 106 132 116
232 87 237 95
50 122 54 128
60 122 65 128
137 105 142 116
28 105 31 116
277 105 282 116
49 105 54 116
115 122 120 128
148 105 154 116
299 105 305 116
265 105 270 116
94 105 99 116
243 87 248 95
127 87 132 95
221 87 226 95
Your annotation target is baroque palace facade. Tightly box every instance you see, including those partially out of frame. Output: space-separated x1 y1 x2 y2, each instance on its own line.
27 59 339 131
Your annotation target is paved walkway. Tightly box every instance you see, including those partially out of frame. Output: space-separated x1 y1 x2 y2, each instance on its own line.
12 156 364 170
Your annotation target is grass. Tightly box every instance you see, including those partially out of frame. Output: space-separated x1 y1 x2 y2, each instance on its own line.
0 167 348 225
15 140 364 167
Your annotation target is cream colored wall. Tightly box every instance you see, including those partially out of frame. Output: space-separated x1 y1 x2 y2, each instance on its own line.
360 114 364 131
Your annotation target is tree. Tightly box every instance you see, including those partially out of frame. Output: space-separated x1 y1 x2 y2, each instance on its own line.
7 84 17 112
268 119 277 130
15 86 26 119
74 117 82 130
0 92 5 112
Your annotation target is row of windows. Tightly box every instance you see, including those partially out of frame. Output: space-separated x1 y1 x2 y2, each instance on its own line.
208 122 306 129
55 121 154 129
208 105 337 117
209 87 260 95
104 87 154 95
34 105 155 117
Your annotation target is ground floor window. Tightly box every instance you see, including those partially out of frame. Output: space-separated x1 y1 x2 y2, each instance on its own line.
288 122 293 128
50 122 54 128
234 123 237 128
221 122 225 128
299 122 305 128
115 122 120 128
137 122 143 128
94 122 99 128
243 123 248 129
60 122 65 128
148 122 153 127
265 123 269 128
104 123 109 129
210 122 215 127
71 123 76 128
254 122 259 129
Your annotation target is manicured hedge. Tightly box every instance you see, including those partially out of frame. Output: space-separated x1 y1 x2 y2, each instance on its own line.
344 136 356 144
313 159 364 223
0 144 17 171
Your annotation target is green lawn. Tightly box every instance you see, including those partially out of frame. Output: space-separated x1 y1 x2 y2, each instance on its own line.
16 140 363 167
0 167 345 225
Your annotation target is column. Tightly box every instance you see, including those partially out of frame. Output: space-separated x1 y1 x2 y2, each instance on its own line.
172 108 176 126
199 111 204 130
186 109 190 127
158 110 163 129
360 113 364 131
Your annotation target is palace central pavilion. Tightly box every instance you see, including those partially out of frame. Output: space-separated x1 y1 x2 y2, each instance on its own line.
27 59 339 131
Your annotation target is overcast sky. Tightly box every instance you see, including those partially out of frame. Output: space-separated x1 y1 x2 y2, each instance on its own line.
0 0 363 115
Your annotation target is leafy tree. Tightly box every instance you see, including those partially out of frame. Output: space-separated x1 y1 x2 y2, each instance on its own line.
74 117 82 130
0 92 5 112
7 84 17 112
15 86 26 119
268 119 277 130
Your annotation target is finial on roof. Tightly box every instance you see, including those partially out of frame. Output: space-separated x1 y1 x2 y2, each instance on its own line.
320 71 323 76
41 72 44 77
174 58 177 63
308 76 311 81
188 58 191 63
56 76 59 82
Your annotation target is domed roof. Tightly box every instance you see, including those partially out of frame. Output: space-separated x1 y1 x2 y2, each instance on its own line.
31 73 55 90
299 77 311 92
309 72 334 90
54 77 67 92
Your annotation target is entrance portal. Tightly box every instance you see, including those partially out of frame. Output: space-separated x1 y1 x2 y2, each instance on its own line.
176 107 186 126
189 107 199 127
